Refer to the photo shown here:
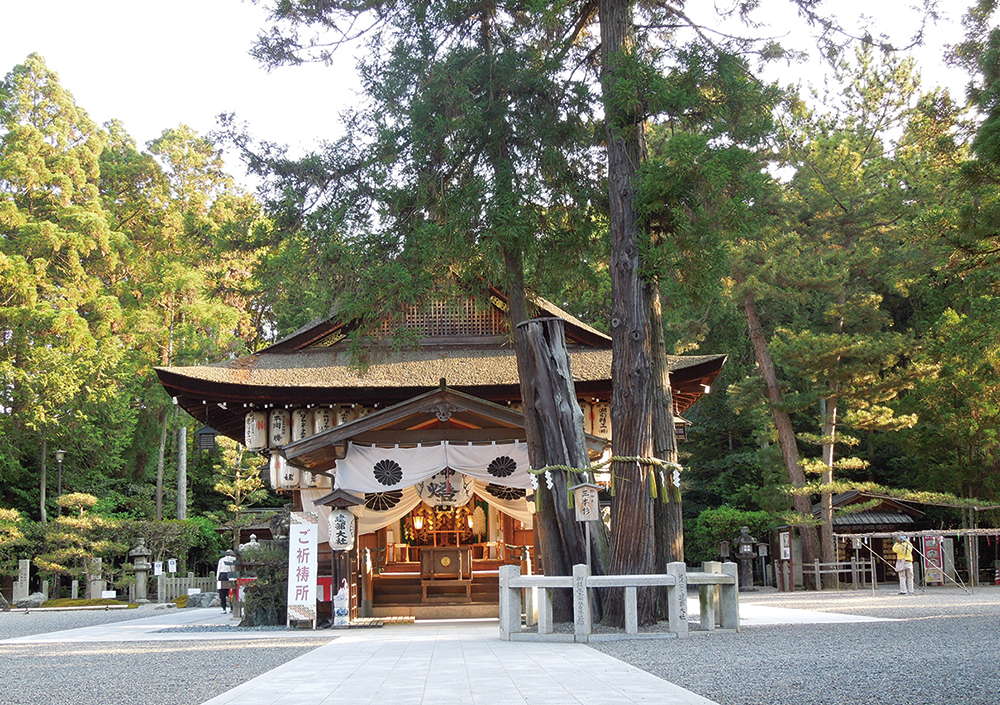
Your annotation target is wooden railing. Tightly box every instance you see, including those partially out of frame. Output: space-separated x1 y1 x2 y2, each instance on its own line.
498 561 739 642
799 558 877 590
152 571 217 603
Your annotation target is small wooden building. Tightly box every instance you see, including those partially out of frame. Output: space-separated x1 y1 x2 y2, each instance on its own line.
157 289 725 618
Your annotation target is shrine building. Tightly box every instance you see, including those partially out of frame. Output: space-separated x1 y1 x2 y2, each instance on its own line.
156 288 725 618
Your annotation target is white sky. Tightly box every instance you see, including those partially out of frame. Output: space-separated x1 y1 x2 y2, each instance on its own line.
2 0 973 187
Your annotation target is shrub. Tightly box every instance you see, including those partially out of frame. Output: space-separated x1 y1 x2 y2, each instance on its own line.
685 506 774 564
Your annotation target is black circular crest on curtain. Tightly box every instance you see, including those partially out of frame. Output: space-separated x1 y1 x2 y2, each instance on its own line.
486 483 526 501
372 459 404 486
365 491 403 511
487 455 517 478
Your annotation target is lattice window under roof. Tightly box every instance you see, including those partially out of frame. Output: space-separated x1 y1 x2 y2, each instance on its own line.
379 299 508 337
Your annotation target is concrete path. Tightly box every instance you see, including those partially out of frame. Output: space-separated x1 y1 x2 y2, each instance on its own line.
0 599 893 705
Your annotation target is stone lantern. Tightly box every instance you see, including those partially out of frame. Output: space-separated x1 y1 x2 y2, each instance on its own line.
129 538 152 603
734 526 758 592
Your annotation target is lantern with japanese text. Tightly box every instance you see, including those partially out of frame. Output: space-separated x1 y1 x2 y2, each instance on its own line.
328 508 356 551
592 401 611 438
313 407 335 435
273 452 300 489
269 409 291 448
334 404 357 425
291 408 313 442
244 411 267 450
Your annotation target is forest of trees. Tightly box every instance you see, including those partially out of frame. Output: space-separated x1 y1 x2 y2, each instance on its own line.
3 1 1000 605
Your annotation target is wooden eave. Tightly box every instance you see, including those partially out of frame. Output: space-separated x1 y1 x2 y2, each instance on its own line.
280 384 607 473
156 351 727 448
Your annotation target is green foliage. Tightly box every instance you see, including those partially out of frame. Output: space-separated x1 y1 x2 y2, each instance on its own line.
33 493 125 582
239 543 288 627
685 506 774 564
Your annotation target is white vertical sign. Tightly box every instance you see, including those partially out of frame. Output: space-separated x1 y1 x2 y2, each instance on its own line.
286 512 318 629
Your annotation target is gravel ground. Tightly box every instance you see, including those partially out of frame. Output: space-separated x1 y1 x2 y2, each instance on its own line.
2 588 997 705
592 585 1000 705
0 606 330 705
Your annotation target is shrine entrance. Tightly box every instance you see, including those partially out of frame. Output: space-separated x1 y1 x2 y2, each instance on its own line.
369 497 536 612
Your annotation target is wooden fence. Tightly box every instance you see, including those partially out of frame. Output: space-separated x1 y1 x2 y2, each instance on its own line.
131 572 217 603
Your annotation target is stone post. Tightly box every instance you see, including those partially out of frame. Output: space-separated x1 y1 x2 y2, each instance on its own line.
13 559 30 602
720 561 740 631
701 561 722 631
87 557 105 599
666 561 688 638
129 538 152 604
498 564 521 641
71 580 79 600
572 563 591 643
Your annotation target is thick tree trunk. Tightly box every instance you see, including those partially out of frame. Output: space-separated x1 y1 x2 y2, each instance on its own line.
504 250 608 622
740 292 821 585
601 0 657 627
648 282 682 618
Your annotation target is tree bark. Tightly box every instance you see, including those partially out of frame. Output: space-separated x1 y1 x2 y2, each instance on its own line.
648 282 682 618
740 292 820 586
505 249 607 621
601 0 657 627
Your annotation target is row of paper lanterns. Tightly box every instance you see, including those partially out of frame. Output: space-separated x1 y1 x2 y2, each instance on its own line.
250 400 614 492
244 405 379 450
267 450 332 491
245 401 613 453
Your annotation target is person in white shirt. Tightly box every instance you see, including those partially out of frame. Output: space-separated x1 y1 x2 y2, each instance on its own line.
216 550 236 612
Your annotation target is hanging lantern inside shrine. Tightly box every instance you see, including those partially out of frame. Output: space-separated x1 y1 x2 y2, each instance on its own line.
244 411 267 450
592 401 612 439
273 452 300 489
291 408 313 442
328 508 356 551
335 404 357 425
313 407 335 435
579 400 595 435
269 409 291 448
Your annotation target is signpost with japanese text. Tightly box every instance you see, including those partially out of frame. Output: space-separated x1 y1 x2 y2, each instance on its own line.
286 512 319 629
570 482 601 570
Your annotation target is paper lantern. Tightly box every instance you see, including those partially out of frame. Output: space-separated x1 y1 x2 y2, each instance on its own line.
244 411 267 450
273 452 300 489
291 408 313 442
580 400 595 435
592 401 612 439
269 409 291 448
335 405 357 425
328 508 356 551
313 407 335 434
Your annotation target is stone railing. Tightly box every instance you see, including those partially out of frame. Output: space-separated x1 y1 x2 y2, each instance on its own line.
498 561 739 642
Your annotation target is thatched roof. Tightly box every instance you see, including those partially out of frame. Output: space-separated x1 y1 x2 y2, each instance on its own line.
155 289 726 444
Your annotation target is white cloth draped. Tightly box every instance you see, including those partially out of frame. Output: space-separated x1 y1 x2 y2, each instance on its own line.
304 441 535 539
335 441 531 493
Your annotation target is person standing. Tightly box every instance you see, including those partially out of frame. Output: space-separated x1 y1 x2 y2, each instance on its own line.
893 535 915 594
216 549 237 613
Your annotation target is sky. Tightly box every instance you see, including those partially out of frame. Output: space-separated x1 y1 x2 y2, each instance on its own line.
2 0 974 187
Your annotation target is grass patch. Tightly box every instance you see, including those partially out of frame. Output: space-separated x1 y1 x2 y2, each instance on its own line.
41 598 139 609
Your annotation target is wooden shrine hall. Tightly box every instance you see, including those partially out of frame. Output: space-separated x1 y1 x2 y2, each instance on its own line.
156 288 726 619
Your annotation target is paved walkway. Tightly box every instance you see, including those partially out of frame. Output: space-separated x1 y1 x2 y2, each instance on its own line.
1 598 892 705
